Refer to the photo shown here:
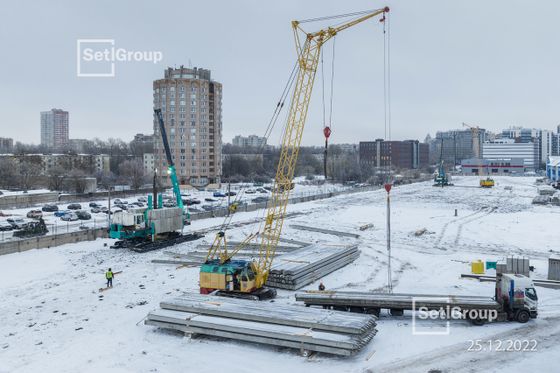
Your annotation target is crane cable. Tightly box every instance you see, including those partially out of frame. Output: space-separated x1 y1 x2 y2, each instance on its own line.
215 62 299 235
382 10 392 182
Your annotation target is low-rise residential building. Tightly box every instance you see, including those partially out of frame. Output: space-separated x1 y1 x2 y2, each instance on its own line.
232 135 267 148
0 153 110 174
0 137 14 153
143 153 155 174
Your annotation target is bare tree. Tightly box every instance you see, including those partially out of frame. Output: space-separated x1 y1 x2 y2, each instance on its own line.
47 166 67 191
118 159 146 190
68 169 87 194
18 159 43 191
0 158 18 189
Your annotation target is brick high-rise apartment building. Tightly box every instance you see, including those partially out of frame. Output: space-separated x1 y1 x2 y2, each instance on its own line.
153 66 222 187
40 109 69 149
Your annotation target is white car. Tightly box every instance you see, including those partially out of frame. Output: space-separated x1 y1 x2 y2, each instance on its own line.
60 213 79 221
7 217 28 229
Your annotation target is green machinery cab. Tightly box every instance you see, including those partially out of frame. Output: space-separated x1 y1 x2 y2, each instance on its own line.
199 259 257 295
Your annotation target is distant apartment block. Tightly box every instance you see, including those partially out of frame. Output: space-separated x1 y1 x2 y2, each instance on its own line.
0 153 110 174
143 153 155 174
430 128 486 165
483 139 538 171
359 139 428 169
232 135 266 148
153 66 222 187
41 109 69 149
69 138 89 153
0 137 14 154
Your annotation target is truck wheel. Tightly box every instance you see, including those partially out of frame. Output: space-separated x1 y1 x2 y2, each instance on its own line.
515 310 530 323
470 318 486 326
390 309 404 317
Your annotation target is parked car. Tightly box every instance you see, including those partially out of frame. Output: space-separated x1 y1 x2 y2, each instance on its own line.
7 217 28 229
256 188 268 193
245 189 256 194
202 205 217 211
42 204 59 212
263 186 272 191
91 207 102 213
163 201 176 208
61 213 79 221
26 210 43 219
113 199 123 204
67 203 82 210
100 207 109 213
187 206 203 213
252 196 269 203
130 202 144 207
137 197 147 203
54 210 71 217
115 203 128 210
0 221 14 231
75 210 92 220
213 191 226 198
184 198 201 205
204 197 217 202
89 202 101 208
225 191 237 196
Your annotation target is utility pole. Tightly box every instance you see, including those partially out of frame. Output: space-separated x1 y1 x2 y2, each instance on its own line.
384 182 393 293
107 185 112 229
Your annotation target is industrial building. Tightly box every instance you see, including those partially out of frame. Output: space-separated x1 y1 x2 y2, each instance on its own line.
359 139 428 170
40 108 69 149
483 139 538 171
153 66 222 187
0 137 13 153
461 158 525 175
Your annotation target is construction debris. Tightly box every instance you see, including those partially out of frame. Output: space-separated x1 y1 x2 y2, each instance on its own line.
290 224 360 239
359 223 374 231
266 244 360 290
145 294 377 356
414 228 428 236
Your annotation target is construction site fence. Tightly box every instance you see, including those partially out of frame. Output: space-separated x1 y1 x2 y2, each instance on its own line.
188 185 381 221
0 227 107 256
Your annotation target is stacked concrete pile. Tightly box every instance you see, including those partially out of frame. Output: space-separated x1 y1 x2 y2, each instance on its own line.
266 244 360 290
145 293 377 356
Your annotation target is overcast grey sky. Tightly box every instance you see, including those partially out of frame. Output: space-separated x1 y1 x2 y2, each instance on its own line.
2 0 560 146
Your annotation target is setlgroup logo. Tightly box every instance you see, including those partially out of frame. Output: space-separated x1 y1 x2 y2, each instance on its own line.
76 39 163 77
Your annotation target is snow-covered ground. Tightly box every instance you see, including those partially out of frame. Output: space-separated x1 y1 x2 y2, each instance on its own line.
1 176 559 373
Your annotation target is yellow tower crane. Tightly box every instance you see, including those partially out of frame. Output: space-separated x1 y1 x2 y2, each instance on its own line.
199 7 390 300
462 122 494 188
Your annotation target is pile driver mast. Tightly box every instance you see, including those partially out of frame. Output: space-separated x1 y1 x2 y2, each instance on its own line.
200 7 390 299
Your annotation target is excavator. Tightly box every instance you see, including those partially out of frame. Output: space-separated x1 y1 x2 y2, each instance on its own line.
199 7 390 300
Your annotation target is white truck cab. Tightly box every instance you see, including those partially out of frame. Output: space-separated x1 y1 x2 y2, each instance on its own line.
496 273 538 323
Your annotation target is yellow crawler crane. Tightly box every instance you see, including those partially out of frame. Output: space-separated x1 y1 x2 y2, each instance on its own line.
199 7 389 300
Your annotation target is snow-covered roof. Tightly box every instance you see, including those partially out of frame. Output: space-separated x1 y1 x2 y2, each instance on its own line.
548 156 560 167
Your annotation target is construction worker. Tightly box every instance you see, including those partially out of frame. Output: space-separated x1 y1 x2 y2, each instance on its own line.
318 282 325 291
106 268 114 288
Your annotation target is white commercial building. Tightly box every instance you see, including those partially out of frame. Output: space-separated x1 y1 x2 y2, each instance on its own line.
482 139 538 171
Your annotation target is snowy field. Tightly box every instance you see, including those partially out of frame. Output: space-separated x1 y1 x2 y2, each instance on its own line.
1 176 560 373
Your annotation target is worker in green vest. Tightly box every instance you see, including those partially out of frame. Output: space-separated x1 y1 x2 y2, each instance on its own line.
106 268 114 288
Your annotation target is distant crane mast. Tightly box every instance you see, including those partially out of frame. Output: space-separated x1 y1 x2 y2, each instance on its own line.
462 122 482 175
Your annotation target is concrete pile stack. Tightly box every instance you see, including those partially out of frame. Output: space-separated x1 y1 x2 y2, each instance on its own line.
145 294 377 356
266 244 360 290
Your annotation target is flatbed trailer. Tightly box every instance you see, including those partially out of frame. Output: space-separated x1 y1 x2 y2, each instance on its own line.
296 291 500 318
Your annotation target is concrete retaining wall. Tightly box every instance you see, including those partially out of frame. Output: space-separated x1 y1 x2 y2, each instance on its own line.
0 228 107 256
0 193 59 210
